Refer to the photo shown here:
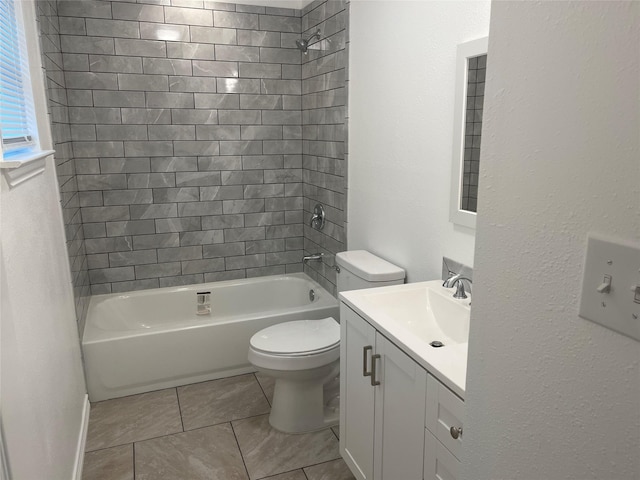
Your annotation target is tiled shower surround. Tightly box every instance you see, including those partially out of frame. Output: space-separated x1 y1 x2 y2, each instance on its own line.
37 0 91 328
48 0 347 296
301 0 347 295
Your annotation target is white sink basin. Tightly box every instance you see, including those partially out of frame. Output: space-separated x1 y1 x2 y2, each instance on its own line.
359 280 470 346
340 279 472 397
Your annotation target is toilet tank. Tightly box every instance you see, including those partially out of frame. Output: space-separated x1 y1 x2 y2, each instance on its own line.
335 250 405 293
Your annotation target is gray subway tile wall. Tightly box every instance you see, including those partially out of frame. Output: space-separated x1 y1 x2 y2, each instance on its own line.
461 54 486 213
38 0 347 298
301 0 348 295
36 0 91 333
55 0 305 294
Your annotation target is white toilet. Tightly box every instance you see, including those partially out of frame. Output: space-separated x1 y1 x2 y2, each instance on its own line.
248 250 405 433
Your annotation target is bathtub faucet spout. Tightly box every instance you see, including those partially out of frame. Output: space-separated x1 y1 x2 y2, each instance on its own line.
302 253 324 264
197 291 211 315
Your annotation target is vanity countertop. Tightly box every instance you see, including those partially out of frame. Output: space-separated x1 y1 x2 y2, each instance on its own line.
339 280 469 399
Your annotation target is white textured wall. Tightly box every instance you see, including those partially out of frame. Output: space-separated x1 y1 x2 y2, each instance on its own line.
348 0 490 280
1 159 88 479
1 3 87 477
463 2 640 479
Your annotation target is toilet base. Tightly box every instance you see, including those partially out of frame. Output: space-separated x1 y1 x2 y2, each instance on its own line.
261 362 340 434
269 397 339 434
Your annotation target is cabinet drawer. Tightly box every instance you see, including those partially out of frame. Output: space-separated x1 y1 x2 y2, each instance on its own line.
426 374 465 460
424 429 460 480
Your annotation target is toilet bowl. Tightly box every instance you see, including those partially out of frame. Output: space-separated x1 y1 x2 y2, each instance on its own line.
248 250 405 434
249 317 340 433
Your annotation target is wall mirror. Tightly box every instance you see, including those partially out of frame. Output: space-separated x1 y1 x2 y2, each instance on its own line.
450 37 488 229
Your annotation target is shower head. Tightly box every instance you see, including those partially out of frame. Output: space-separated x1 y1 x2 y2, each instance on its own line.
295 30 321 54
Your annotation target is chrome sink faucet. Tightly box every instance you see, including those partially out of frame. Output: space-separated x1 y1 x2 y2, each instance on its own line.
443 273 472 299
451 277 472 299
442 273 462 288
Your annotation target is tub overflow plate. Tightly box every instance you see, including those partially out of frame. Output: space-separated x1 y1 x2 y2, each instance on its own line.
309 289 315 302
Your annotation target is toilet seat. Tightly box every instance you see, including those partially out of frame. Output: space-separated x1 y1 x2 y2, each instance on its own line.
250 317 339 355
249 317 340 371
249 345 339 371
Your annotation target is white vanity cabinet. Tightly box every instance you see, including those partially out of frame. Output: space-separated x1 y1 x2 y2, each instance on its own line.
340 303 465 480
340 304 377 480
340 304 427 480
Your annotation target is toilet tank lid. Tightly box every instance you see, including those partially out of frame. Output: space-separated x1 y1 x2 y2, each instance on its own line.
335 250 405 282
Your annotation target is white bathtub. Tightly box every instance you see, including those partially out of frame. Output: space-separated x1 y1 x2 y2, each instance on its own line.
82 273 339 402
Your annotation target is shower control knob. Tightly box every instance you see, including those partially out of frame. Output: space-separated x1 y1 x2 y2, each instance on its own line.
309 203 325 230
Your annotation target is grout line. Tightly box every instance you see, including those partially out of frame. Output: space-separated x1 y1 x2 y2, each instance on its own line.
84 441 134 455
92 371 258 408
132 442 136 479
254 467 307 480
230 421 252 480
84 430 179 454
174 387 186 432
253 372 272 407
300 456 343 474
184 412 270 434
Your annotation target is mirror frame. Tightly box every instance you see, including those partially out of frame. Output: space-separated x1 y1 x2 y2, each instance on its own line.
449 36 488 230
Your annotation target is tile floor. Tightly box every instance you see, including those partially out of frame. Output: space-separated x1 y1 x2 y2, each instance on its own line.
82 372 354 480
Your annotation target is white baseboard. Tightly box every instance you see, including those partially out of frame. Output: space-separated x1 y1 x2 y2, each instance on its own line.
72 395 90 480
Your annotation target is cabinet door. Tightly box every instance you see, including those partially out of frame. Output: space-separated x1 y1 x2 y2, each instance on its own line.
373 334 427 480
340 305 376 480
426 374 465 460
424 430 460 480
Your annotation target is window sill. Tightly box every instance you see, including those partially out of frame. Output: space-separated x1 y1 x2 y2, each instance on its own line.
1 149 55 187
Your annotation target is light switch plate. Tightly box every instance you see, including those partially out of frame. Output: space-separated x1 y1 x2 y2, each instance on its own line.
578 234 640 341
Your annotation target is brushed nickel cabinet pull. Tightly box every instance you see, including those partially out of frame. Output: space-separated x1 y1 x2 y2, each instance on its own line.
371 354 381 386
363 345 373 377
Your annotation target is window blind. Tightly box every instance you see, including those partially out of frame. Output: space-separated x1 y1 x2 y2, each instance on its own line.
0 0 36 155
